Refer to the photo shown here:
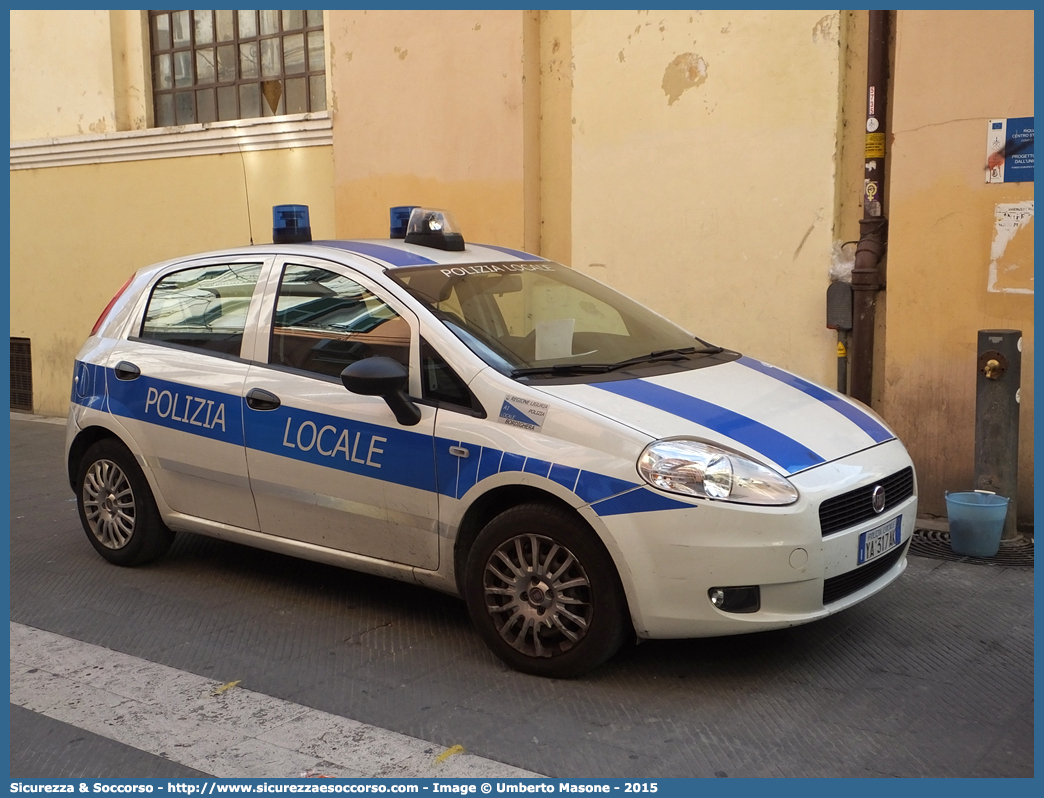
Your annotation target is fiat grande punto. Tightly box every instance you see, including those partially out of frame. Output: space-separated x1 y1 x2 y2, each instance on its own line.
66 205 917 677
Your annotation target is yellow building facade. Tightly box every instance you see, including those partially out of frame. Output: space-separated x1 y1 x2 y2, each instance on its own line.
9 10 1033 522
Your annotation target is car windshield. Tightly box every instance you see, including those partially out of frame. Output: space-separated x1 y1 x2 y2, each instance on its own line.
390 261 716 376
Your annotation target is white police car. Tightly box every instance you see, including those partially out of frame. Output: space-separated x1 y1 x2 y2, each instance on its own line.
66 205 917 678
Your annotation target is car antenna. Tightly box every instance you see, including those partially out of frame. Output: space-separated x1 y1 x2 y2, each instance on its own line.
238 145 254 245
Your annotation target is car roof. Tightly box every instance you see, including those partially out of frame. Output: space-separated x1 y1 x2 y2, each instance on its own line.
309 240 544 269
152 239 547 278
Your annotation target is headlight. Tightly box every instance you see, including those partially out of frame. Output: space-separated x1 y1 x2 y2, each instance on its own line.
638 438 798 505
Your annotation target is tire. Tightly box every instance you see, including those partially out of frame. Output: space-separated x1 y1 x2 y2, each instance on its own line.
464 502 629 678
75 439 174 566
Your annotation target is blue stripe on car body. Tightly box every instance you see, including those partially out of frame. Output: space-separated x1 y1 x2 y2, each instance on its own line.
737 356 893 443
435 437 460 497
575 471 640 504
473 244 545 261
501 452 526 472
593 378 824 474
103 369 247 447
456 444 481 499
549 464 581 492
77 364 698 516
591 488 696 516
523 458 553 478
310 240 438 267
71 361 109 413
476 447 504 483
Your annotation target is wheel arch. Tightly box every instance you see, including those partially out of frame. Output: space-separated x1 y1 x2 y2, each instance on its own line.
67 425 122 490
451 483 631 609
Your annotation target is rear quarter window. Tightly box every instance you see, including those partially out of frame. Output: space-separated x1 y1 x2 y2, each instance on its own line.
139 263 262 356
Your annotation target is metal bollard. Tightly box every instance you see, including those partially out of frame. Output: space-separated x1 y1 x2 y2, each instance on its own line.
973 329 1022 539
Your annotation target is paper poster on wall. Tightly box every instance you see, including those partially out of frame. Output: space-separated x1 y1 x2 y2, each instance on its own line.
987 201 1033 294
986 117 1034 183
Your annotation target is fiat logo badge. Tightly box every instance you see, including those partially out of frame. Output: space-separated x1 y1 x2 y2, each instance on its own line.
872 485 886 514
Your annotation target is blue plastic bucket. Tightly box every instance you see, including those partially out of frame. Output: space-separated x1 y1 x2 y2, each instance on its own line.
945 491 1009 558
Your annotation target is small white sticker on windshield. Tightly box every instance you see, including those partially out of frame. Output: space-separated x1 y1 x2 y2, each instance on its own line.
498 396 549 431
535 318 575 360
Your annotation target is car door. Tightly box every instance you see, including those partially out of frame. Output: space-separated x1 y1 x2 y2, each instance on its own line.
103 257 267 531
241 257 440 569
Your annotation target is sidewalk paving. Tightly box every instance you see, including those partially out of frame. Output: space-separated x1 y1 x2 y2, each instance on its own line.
9 415 1035 778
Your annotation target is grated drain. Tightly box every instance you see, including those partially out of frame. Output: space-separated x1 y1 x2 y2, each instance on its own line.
910 528 1034 566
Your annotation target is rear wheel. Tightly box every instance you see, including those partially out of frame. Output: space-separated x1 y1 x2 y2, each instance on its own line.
464 503 628 678
76 439 174 566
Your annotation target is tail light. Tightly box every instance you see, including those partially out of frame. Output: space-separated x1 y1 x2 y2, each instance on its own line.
90 274 135 336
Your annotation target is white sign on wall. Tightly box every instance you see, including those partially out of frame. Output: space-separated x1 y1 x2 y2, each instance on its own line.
987 201 1034 294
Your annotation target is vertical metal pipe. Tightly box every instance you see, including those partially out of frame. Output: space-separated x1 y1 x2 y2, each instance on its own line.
849 10 891 405
974 329 1022 539
837 331 849 394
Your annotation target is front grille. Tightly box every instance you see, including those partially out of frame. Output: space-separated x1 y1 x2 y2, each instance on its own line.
819 466 914 537
823 540 908 605
10 337 33 412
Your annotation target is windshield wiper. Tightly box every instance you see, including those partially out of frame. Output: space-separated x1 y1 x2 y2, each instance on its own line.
510 345 726 378
510 363 616 377
603 346 724 371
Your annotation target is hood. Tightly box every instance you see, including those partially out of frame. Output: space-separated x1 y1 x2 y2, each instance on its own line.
536 356 895 476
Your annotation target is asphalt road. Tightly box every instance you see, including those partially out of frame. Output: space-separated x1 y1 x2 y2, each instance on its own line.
9 416 1035 778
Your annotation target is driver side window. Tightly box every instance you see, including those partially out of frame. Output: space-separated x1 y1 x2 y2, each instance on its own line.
269 264 411 378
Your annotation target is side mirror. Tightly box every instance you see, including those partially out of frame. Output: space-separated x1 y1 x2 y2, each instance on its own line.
340 357 422 426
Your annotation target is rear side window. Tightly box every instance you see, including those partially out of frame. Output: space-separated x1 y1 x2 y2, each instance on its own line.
269 263 411 378
140 263 262 356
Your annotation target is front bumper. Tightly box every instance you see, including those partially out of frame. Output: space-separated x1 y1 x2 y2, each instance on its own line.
598 439 917 639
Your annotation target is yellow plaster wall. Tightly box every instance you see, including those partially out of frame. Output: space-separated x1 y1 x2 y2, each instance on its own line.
567 10 845 387
109 10 153 131
327 10 532 246
10 148 335 417
10 10 120 140
880 10 1034 520
538 10 574 266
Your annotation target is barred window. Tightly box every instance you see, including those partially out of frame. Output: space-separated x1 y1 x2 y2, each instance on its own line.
149 10 326 127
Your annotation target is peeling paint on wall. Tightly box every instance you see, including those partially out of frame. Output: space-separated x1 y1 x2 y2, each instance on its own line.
812 14 840 44
661 53 708 106
987 201 1034 294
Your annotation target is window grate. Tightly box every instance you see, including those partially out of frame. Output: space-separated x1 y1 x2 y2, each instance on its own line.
11 338 33 412
149 10 326 127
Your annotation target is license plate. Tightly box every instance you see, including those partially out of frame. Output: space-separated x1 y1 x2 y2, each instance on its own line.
858 515 902 565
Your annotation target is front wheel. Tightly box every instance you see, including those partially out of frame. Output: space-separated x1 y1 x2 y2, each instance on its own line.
75 438 174 566
464 503 629 678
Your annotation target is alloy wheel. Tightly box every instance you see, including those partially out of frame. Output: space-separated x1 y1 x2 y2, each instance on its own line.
483 533 593 659
82 458 137 550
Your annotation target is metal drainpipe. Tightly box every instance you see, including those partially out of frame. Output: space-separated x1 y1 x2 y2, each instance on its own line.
849 10 891 406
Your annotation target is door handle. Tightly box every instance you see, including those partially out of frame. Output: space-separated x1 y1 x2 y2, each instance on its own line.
449 446 470 458
114 361 140 381
246 388 281 411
